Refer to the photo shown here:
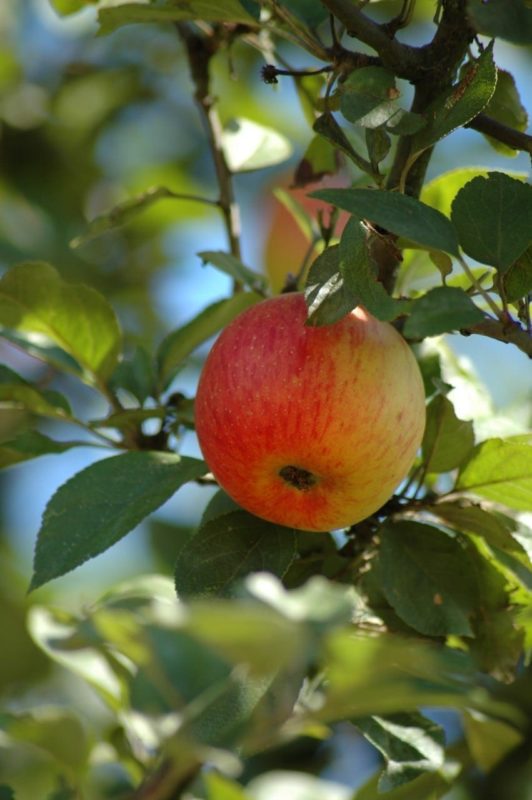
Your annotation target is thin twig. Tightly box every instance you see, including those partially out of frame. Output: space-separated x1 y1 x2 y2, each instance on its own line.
177 23 243 266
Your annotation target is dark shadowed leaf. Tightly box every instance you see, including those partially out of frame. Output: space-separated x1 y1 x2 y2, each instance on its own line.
379 521 479 636
109 346 156 404
451 172 532 271
482 70 528 154
422 394 475 473
0 262 121 383
0 787 15 800
313 113 374 175
503 245 532 303
404 287 484 338
31 453 207 590
98 0 256 35
339 218 405 321
157 293 261 387
411 43 497 155
304 245 358 326
174 510 297 599
293 135 339 187
340 67 398 127
354 712 445 791
456 436 532 511
0 431 84 470
312 188 459 255
467 0 532 44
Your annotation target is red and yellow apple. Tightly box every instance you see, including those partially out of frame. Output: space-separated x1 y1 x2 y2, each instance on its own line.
195 293 425 532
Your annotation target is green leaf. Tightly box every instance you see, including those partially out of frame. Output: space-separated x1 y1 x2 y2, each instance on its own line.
379 521 479 636
0 431 84 470
313 113 374 176
422 394 475 473
365 127 391 171
338 218 405 321
205 772 250 800
312 188 459 256
280 0 329 27
174 510 297 599
0 788 15 800
0 709 89 777
98 0 256 35
410 43 497 156
463 710 523 773
482 70 528 154
340 67 398 128
201 489 241 525
354 712 445 791
304 245 358 326
467 0 532 45
109 346 156 404
385 108 425 136
71 186 211 248
421 167 490 218
503 245 532 303
0 262 121 383
451 172 532 271
198 251 267 293
157 293 261 387
293 135 339 187
403 287 484 338
221 118 292 172
0 330 84 378
31 452 207 590
49 0 91 15
456 436 532 511
432 502 531 563
0 384 72 421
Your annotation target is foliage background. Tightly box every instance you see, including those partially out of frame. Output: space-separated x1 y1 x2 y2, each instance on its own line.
0 1 532 799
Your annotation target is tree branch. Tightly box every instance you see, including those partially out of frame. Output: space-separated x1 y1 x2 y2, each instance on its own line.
177 23 242 263
318 0 420 79
462 318 532 359
466 113 532 155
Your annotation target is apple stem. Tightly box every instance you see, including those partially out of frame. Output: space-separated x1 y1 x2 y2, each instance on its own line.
278 465 318 490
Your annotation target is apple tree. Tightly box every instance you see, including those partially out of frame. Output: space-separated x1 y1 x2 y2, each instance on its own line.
0 1 532 798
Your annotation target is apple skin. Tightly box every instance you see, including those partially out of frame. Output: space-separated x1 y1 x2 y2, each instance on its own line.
195 293 426 532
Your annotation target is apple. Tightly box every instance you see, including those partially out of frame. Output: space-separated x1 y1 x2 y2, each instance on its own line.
195 293 425 532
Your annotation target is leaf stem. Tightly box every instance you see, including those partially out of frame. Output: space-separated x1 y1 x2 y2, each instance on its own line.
458 256 502 318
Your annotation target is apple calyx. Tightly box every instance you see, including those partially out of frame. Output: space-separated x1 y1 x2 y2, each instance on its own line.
278 465 317 491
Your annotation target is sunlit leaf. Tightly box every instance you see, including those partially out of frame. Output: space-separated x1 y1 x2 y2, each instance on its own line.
0 262 121 383
451 172 532 271
456 436 532 511
31 452 207 590
221 118 292 172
